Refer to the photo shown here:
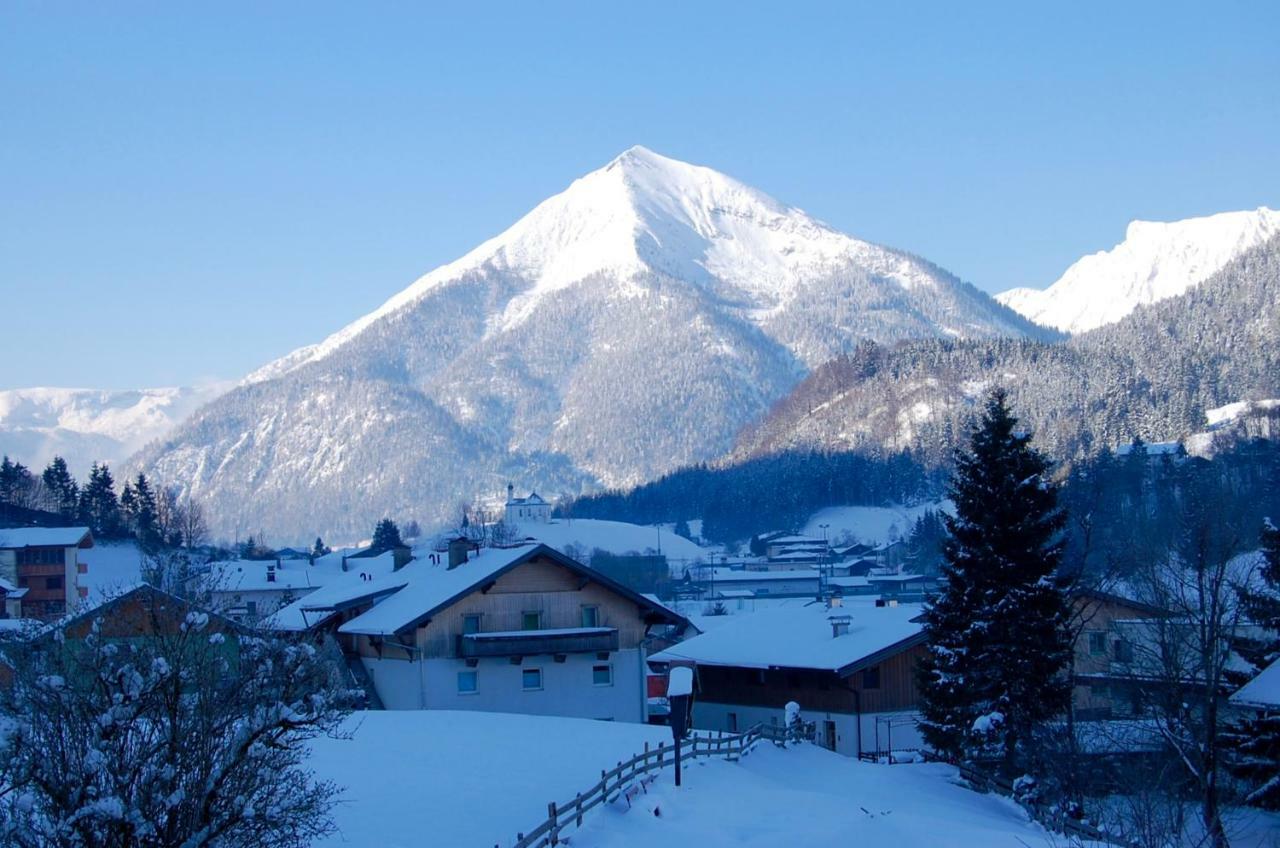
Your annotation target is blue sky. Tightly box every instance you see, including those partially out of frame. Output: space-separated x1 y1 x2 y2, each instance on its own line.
2 2 1277 389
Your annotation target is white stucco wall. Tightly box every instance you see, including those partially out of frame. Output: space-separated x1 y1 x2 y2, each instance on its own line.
693 701 924 758
362 648 647 722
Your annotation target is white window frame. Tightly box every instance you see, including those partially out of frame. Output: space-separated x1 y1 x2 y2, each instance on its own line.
457 670 479 695
522 667 544 691
591 663 613 686
522 611 543 631
581 605 600 628
462 613 482 634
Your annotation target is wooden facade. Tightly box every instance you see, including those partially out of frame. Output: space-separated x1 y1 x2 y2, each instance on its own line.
350 553 662 662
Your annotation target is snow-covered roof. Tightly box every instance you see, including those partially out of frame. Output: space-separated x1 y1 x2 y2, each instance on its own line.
651 603 925 674
0 526 93 549
266 552 405 632
328 543 686 638
205 552 395 594
767 535 826 546
867 572 929 584
507 491 549 506
708 568 819 583
1232 657 1280 709
0 575 28 598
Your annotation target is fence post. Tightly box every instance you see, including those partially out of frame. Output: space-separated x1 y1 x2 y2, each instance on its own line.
548 801 558 846
575 792 583 827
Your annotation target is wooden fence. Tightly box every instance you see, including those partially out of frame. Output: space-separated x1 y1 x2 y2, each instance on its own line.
503 723 800 848
958 763 1127 846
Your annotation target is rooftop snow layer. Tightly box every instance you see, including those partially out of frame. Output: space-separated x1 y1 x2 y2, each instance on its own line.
651 603 924 672
0 526 92 548
1232 657 1280 708
338 544 544 636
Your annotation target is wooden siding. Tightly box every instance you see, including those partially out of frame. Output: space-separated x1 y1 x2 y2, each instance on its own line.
695 642 927 715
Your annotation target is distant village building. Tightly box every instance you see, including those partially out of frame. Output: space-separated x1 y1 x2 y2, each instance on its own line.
270 542 691 722
505 484 552 524
0 527 92 618
200 548 398 623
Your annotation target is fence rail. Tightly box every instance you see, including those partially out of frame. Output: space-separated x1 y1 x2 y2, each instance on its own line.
958 763 1126 846
504 723 803 848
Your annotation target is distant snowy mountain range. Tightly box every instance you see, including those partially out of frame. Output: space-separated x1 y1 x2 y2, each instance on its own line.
0 385 228 477
132 146 1047 539
997 207 1280 333
4 147 1274 541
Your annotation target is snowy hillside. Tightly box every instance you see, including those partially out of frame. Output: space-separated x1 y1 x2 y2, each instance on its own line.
0 384 226 475
307 711 1094 848
802 502 950 545
997 207 1280 333
138 147 1043 539
512 518 709 564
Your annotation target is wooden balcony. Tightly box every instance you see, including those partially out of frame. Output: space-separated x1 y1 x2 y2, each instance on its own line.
457 627 619 658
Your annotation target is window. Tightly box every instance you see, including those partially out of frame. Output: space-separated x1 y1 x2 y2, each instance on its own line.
1088 631 1107 655
462 614 482 634
522 668 543 690
457 670 478 694
862 665 881 690
46 576 63 591
592 664 612 686
522 611 542 631
581 606 599 628
245 601 257 617
728 712 738 732
1114 639 1134 664
17 547 63 566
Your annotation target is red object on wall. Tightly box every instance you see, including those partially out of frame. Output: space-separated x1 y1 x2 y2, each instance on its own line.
647 674 668 698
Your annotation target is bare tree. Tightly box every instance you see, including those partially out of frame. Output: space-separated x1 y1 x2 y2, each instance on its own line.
178 498 210 551
1124 505 1249 848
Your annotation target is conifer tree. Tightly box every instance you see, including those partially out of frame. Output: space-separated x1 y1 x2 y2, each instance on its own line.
370 519 403 554
41 456 79 519
77 463 123 538
127 473 161 551
0 456 35 507
918 389 1073 773
1224 520 1280 808
311 537 331 559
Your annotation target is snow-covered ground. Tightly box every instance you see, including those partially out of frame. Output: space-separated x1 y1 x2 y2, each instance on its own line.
306 711 1093 848
573 745 1086 847
512 518 710 565
802 502 949 546
307 711 670 848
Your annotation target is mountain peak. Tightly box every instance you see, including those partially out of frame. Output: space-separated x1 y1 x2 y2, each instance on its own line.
997 206 1280 333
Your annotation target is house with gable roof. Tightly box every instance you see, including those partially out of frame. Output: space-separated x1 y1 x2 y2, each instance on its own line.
269 540 691 722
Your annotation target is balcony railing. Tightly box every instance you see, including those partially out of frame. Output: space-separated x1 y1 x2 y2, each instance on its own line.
457 627 619 658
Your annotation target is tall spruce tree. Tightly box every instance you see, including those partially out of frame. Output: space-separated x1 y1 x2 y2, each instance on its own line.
1225 520 1280 808
41 456 79 519
0 456 35 507
128 473 161 551
918 389 1073 772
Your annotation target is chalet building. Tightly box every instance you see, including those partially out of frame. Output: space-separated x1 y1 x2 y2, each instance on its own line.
270 541 691 722
1068 589 1172 720
505 485 552 524
0 527 92 618
651 599 928 757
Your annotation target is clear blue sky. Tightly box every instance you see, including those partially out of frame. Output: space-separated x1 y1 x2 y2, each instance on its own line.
3 2 1277 389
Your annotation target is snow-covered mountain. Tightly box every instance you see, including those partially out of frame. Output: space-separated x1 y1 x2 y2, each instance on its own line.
0 384 227 476
138 146 1047 540
997 207 1280 333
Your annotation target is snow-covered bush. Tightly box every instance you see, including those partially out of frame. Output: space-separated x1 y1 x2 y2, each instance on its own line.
0 594 358 847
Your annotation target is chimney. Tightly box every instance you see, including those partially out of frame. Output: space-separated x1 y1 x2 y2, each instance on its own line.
507 483 514 503
266 561 277 583
828 613 851 638
447 537 470 570
393 544 413 571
